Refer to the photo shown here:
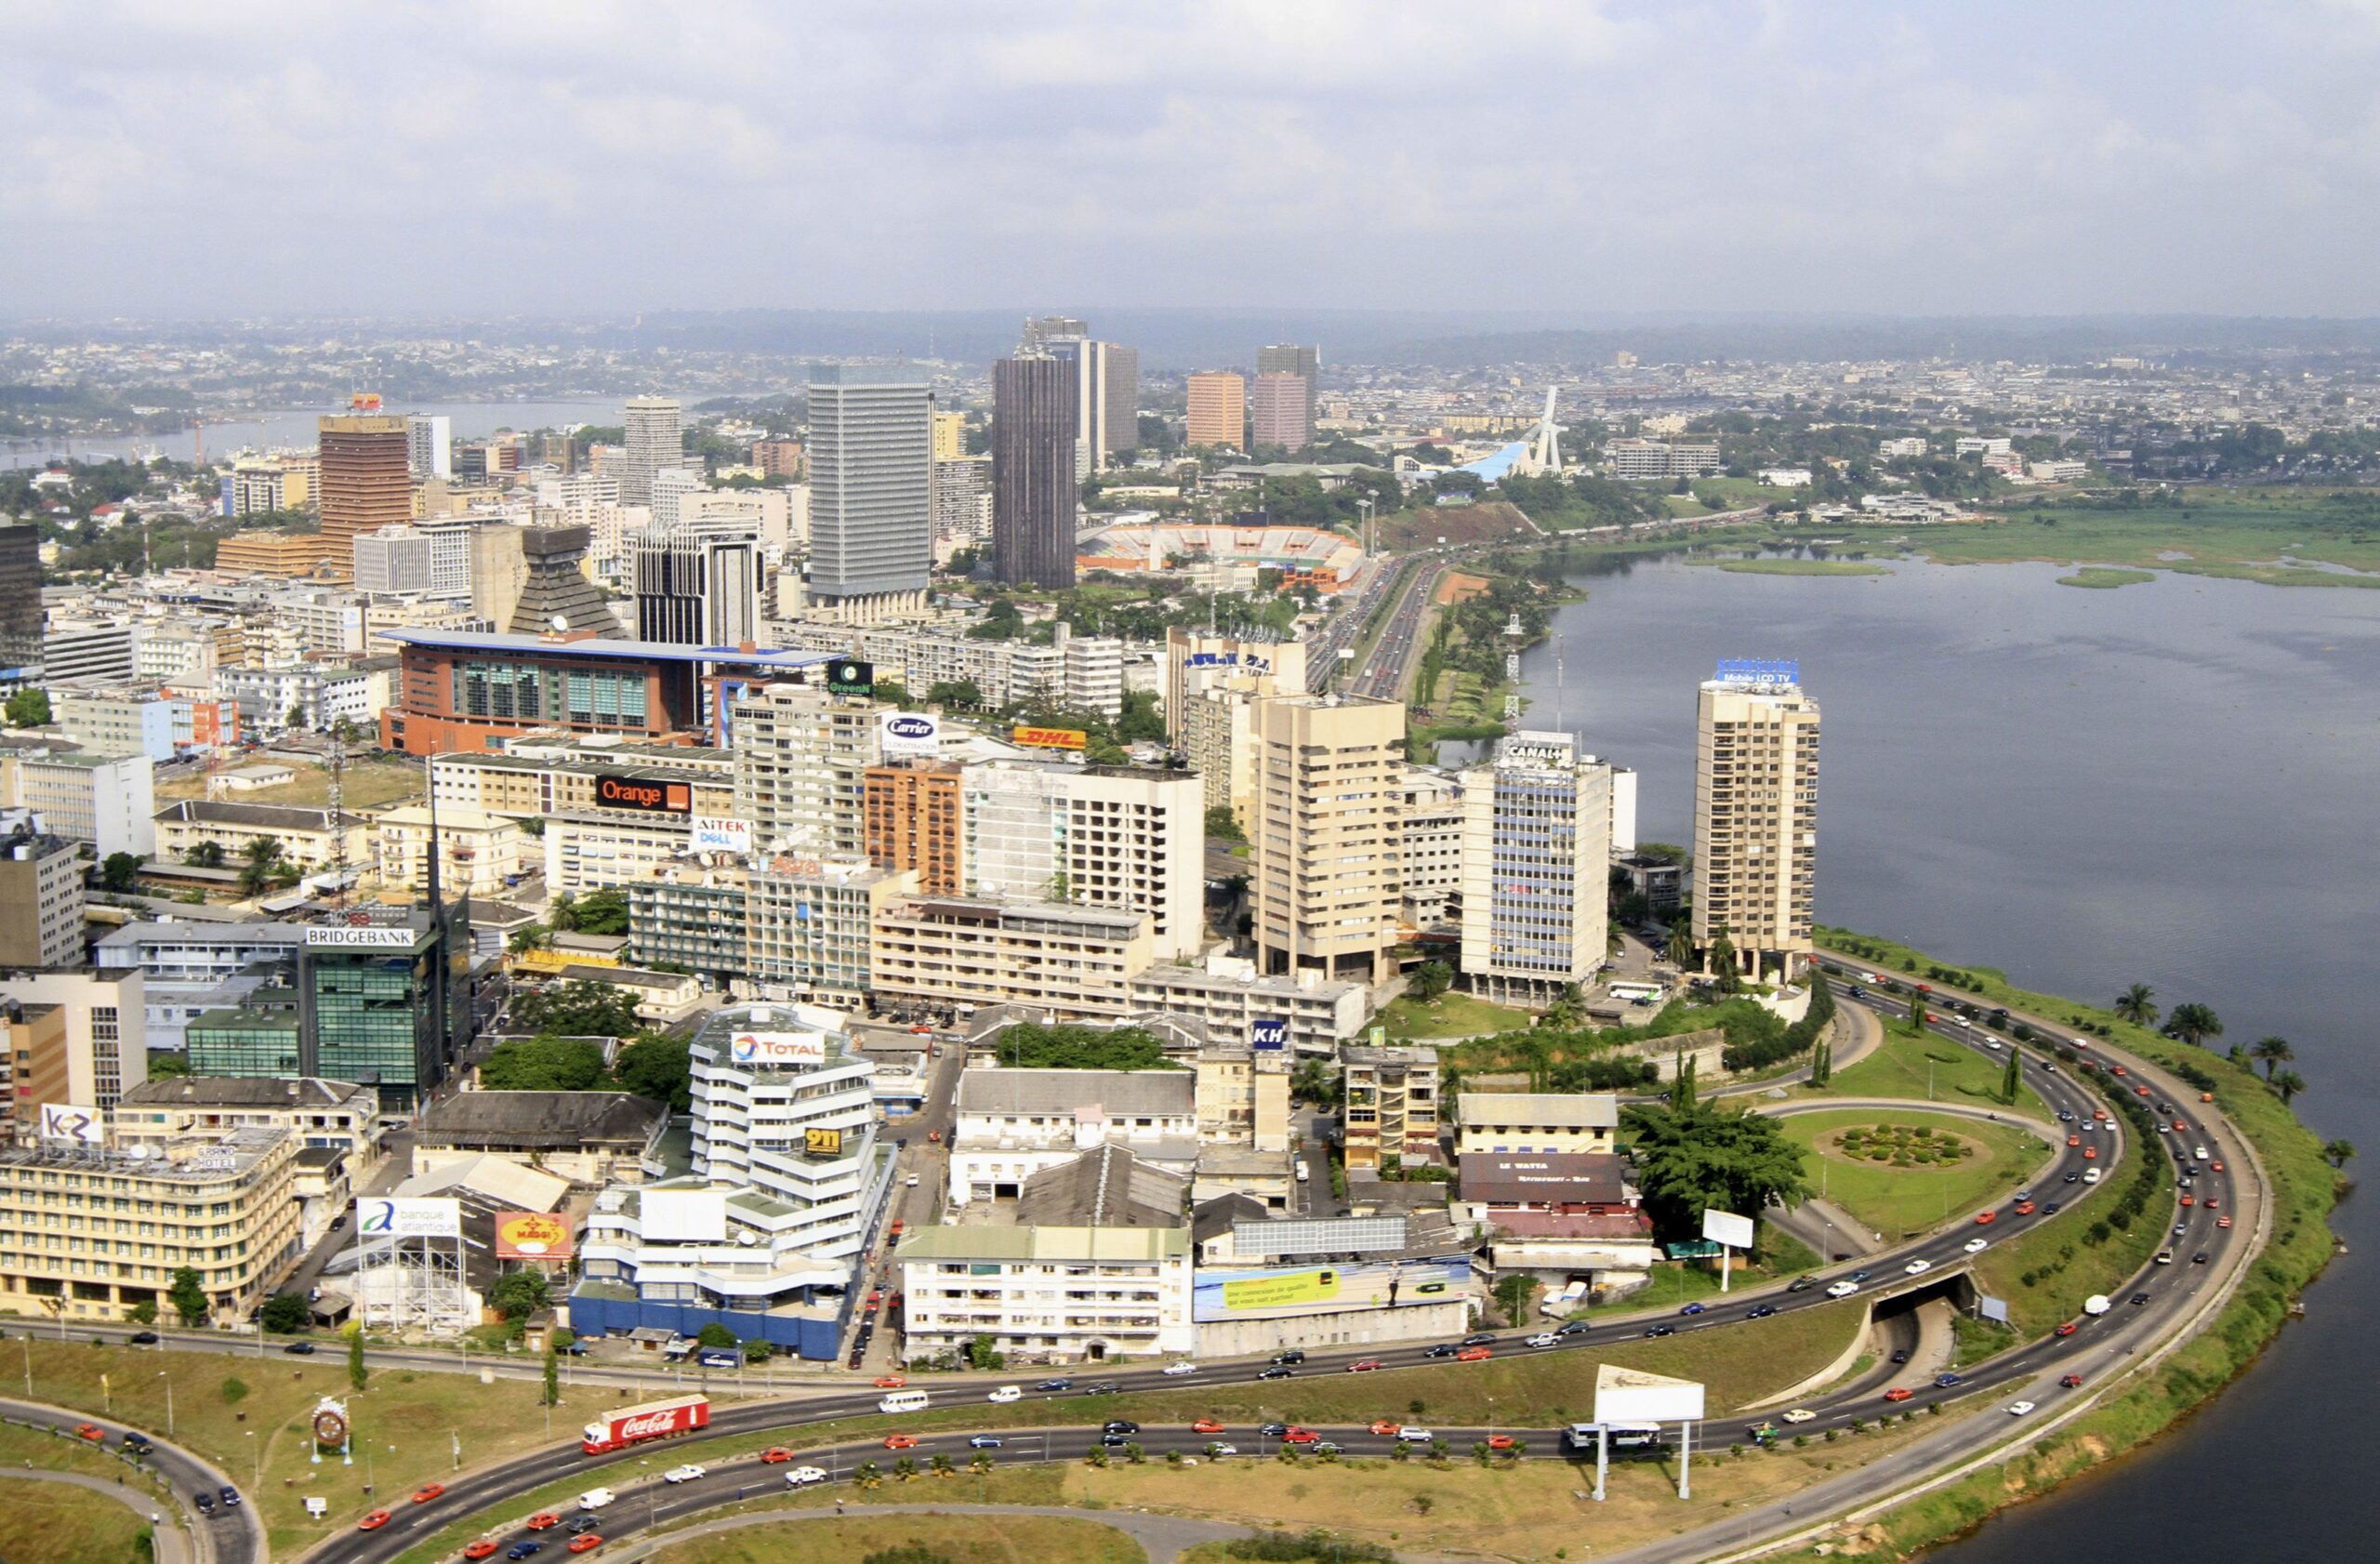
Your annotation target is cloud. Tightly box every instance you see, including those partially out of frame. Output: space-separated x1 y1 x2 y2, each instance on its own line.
4 0 2378 317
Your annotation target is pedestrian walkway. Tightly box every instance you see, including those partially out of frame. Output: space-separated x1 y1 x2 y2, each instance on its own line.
0 1466 192 1564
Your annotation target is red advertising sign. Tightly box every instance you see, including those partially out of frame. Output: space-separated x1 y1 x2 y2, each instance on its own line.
493 1210 573 1261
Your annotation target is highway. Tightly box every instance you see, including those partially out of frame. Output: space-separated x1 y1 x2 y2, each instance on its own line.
2 1394 264 1564
287 986 2257 1564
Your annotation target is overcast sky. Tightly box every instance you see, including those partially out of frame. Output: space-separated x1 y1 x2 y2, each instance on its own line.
10 0 2380 320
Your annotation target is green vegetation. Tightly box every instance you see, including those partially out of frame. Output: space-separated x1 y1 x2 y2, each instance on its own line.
1375 991 1535 1041
548 887 629 936
1623 1095 1812 1243
1781 1110 2044 1238
0 1477 153 1564
1838 489 2380 584
650 1515 1145 1564
5 686 51 727
1817 1028 2048 1119
1709 557 1890 577
985 1021 1180 1070
2056 566 2158 589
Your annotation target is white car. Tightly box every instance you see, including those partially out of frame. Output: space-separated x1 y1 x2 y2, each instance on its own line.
1827 1280 1859 1298
2007 1400 2037 1416
1781 1409 1817 1424
2155 1250 2174 1266
1964 1238 1990 1253
1204 1441 1237 1457
2083 1169 2102 1185
1399 1427 1435 1443
1985 1039 2003 1052
1904 1259 1932 1276
1161 1361 1198 1376
2193 1146 2210 1160
987 1385 1023 1403
785 1466 829 1487
1526 1332 1561 1347
662 1464 706 1484
905 1173 919 1186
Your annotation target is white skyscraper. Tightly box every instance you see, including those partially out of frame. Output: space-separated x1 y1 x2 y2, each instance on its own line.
804 364 932 614
620 396 683 509
1692 660 1820 982
1458 731 1615 1003
405 414 452 480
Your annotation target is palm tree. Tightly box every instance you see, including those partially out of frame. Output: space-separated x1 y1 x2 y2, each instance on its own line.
2162 1002 2224 1048
2251 1037 2294 1080
2270 1069 2307 1106
2322 1138 2356 1170
2113 984 2158 1027
1666 921 1695 969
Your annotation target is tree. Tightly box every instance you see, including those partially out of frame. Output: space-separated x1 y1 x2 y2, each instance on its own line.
862 1546 956 1564
1707 930 1739 993
2001 1048 2021 1106
488 1269 551 1320
612 1034 694 1111
1290 1057 1340 1107
743 1337 774 1363
543 1345 560 1408
348 1324 368 1391
1116 689 1165 744
508 923 554 955
1492 1272 1536 1326
927 679 985 709
182 840 226 868
1409 961 1453 1002
236 835 284 896
1620 1097 1810 1242
551 887 629 936
2113 984 2158 1027
695 1322 737 1349
259 1292 311 1333
2251 1036 2294 1080
99 851 143 892
508 979 643 1040
1666 921 1695 969
148 1053 191 1080
284 701 309 731
167 1266 210 1327
479 1035 608 1092
2162 1003 2224 1049
2271 1069 2307 1106
2323 1138 2356 1170
4 687 51 728
1204 805 1246 841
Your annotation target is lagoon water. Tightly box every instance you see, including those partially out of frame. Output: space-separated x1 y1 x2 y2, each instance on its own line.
1524 556 2380 1557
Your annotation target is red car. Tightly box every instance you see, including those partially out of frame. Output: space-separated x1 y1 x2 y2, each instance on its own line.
2205 1198 2221 1210
882 1434 919 1450
527 1515 561 1531
2180 1194 2194 1207
759 1449 795 1465
1974 1211 1998 1225
2110 1065 2126 1077
2059 1373 2085 1388
1883 1387 1914 1402
2068 1135 2082 1146
412 1485 446 1504
874 1375 906 1389
2055 1322 2079 1337
1368 1420 1402 1437
1282 1426 1319 1444
1457 1345 1493 1361
358 1512 393 1531
465 1543 500 1559
2082 1147 2097 1160
1191 1419 1225 1434
568 1537 603 1555
74 1424 104 1442
2135 1085 2151 1096
2173 1120 2188 1133
927 1130 942 1145
1346 1359 1382 1372
2014 1200 2037 1215
2211 1160 2226 1173
2217 1216 2234 1229
1486 1434 1518 1451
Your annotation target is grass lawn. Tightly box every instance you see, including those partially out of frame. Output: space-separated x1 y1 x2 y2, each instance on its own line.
1781 1110 2049 1239
156 756 424 811
1968 1132 2173 1336
1710 558 1891 577
1376 991 1534 1041
1815 1027 2047 1120
0 1475 152 1564
2055 566 2157 589
652 1513 1144 1564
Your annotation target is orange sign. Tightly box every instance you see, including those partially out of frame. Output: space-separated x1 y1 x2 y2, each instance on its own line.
1012 725 1089 751
494 1211 573 1261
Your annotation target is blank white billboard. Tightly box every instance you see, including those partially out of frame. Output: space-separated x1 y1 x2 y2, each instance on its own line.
1594 1363 1706 1425
1701 1209 1755 1250
641 1188 728 1242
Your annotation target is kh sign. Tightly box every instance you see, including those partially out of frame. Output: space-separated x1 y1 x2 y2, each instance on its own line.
1250 1016 1289 1053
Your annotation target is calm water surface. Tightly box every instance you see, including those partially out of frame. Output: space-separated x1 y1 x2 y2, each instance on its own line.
1522 557 2380 1557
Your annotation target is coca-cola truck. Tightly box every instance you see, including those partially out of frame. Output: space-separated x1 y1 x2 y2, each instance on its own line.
581 1394 711 1455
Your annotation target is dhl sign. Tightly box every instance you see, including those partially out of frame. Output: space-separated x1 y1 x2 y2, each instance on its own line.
1012 725 1089 751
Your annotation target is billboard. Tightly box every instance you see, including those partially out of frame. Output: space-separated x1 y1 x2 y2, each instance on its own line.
1593 1363 1706 1425
494 1211 574 1261
729 1029 827 1067
1700 1209 1755 1250
37 1104 102 1146
1712 657 1799 688
597 775 693 815
1012 724 1088 751
356 1197 462 1239
826 659 875 697
879 711 941 758
1191 1257 1470 1322
803 1127 844 1157
1250 1016 1289 1053
690 816 752 855
641 1188 727 1242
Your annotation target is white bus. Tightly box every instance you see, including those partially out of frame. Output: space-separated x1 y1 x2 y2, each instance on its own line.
878 1389 930 1414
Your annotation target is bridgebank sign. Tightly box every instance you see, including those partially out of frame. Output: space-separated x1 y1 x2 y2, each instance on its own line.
305 926 419 948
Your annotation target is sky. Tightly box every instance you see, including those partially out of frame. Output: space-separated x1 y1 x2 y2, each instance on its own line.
9 0 2380 320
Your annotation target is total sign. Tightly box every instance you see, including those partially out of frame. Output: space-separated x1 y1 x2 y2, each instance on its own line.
729 1030 826 1067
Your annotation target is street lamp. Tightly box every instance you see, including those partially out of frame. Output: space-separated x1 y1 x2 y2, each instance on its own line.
157 1371 174 1438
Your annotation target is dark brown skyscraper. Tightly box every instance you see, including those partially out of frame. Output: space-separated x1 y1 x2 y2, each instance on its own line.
317 404 413 577
0 522 41 681
992 356 1078 589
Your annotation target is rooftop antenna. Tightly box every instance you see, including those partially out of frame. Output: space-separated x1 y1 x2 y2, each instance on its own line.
326 723 347 908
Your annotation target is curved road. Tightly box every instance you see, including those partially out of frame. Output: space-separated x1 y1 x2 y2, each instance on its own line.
2 1394 261 1564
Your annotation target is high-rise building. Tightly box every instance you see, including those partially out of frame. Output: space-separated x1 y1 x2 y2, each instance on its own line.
632 526 759 647
1185 372 1247 450
1257 343 1320 432
295 905 473 1109
499 524 615 638
1249 695 1404 984
1165 629 1309 818
0 523 42 683
931 411 968 461
931 455 993 548
1692 660 1820 981
864 760 965 895
1039 336 1136 474
961 762 1206 962
352 524 435 595
651 467 705 530
0 811 82 967
1019 315 1090 351
1458 732 1614 1003
619 397 682 508
753 439 803 478
1250 372 1312 451
1342 1043 1440 1171
1103 343 1140 459
992 355 1079 589
316 410 412 570
0 969 148 1111
805 364 932 612
730 681 884 857
406 413 453 480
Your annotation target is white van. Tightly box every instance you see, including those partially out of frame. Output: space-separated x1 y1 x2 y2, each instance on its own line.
576 1488 616 1511
879 1389 930 1414
1294 1159 1311 1184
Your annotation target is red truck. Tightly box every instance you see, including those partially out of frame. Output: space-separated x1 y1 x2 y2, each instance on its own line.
580 1395 709 1455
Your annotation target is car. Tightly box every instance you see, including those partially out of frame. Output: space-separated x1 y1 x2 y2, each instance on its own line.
359 1511 393 1531
2129 1292 2151 1306
2063 1173 2080 1185
1890 1349 1911 1365
2043 1202 2062 1214
968 1436 1004 1450
1935 1372 1964 1387
1204 1442 1238 1458
988 1385 1023 1403
1555 1318 1594 1336
1781 1409 1817 1424
1368 1420 1403 1437
1883 1387 1914 1402
2205 1197 2221 1210
2084 1170 2102 1185
1282 1426 1320 1444
1258 1365 1296 1380
785 1466 829 1486
1826 1280 1859 1298
882 1435 919 1450
284 1341 317 1355
1081 1382 1122 1396
2055 1321 2079 1337
1422 1343 1461 1359
2014 1200 2038 1215
2007 1400 2037 1416
1035 1378 1074 1392
1964 1237 1990 1253
2192 1251 2211 1265
2212 1160 2226 1173
508 1545 544 1560
759 1448 795 1465
127 1331 159 1345
1748 1304 1778 1319
219 1487 241 1509
2218 1215 2234 1229
2136 1084 2152 1097
194 1491 217 1516
567 1537 602 1555
1401 1427 1435 1442
122 1435 153 1455
1271 1348 1307 1365
1975 1211 1998 1226
2194 1146 2210 1160
662 1465 706 1484
2082 1148 2097 1161
1103 1420 1140 1436
1787 1276 1818 1292
2110 1065 2126 1077
1258 1422 1289 1438
874 1374 906 1389
904 1173 919 1187
477 1536 525 1557
927 1130 941 1144
1457 1345 1494 1360
2174 1119 2191 1133
74 1424 104 1442
1849 1268 1871 1282
1526 1333 1561 1348
2056 1109 2075 1122
1311 1441 1345 1455
1162 1361 1198 1376
2156 1249 2175 1266
413 1485 446 1504
527 1514 562 1531
1904 1259 1932 1276
569 1517 602 1535
1486 1434 1518 1451
1678 1302 1706 1317
1461 1332 1498 1347
2068 1134 2082 1146
1643 1323 1676 1338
